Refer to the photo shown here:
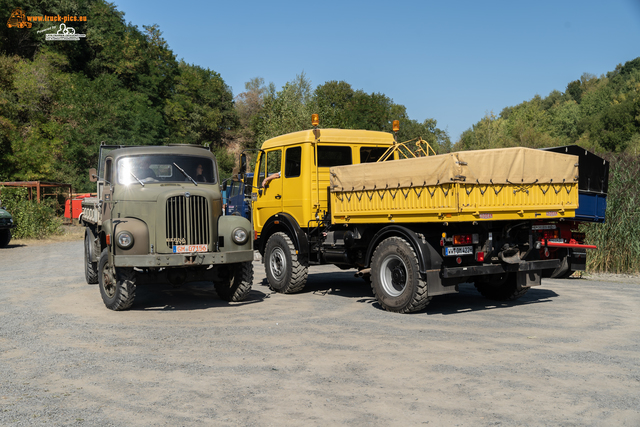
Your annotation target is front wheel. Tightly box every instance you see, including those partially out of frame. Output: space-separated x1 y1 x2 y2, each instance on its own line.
474 272 529 301
264 232 308 293
215 261 254 302
370 237 431 313
98 249 136 311
0 229 11 248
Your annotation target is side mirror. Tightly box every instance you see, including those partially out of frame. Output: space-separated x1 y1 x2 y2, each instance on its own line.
240 153 247 175
89 168 98 182
221 181 227 192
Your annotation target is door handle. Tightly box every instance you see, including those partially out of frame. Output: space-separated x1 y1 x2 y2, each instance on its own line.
275 194 282 199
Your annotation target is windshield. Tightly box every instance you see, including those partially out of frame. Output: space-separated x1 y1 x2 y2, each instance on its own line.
117 155 216 185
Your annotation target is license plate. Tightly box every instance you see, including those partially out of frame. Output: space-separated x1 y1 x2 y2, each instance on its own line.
173 244 208 253
444 246 473 256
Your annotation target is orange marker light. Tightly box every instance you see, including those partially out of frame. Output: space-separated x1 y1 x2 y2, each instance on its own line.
392 120 400 132
311 114 319 127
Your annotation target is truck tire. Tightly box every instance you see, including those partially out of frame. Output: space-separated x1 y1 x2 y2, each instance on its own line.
84 229 98 284
474 272 529 301
370 237 431 313
98 249 136 311
215 261 254 302
0 229 11 248
264 232 308 294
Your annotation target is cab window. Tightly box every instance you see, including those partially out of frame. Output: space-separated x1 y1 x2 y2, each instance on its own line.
230 181 241 197
285 146 301 178
360 147 389 163
317 146 351 167
258 149 282 188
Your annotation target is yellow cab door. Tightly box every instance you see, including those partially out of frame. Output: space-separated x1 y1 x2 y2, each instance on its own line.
253 148 283 231
281 145 305 227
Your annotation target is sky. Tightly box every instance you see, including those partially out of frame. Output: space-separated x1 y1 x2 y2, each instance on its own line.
113 0 640 142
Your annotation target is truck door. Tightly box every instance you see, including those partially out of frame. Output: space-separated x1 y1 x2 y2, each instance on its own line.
282 146 304 226
254 149 282 230
102 158 114 221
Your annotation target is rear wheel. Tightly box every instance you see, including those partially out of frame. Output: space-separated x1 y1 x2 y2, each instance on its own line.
84 228 98 284
264 232 308 293
474 272 529 301
0 229 11 248
370 237 431 313
98 249 136 311
215 261 253 302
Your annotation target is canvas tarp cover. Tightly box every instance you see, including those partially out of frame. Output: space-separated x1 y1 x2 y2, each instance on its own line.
330 147 578 191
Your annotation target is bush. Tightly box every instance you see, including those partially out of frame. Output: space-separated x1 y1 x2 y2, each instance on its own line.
581 153 640 273
0 187 62 239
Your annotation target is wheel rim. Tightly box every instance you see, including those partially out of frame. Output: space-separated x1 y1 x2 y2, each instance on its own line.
102 266 116 298
270 247 287 281
380 254 408 297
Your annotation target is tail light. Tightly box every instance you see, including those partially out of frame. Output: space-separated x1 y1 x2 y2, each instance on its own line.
453 234 471 245
453 234 479 245
476 251 485 262
540 230 560 240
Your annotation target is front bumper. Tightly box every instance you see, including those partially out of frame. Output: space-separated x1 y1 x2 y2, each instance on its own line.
113 249 255 268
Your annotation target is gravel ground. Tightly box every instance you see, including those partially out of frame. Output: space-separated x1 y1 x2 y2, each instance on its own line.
1 237 639 426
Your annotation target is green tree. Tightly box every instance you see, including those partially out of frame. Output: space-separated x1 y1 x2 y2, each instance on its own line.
164 61 238 147
254 72 314 146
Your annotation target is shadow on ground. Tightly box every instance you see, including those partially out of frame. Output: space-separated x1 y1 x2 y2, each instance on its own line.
130 281 270 311
259 270 561 315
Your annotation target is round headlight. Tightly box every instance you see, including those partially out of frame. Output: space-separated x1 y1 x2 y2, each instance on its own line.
231 227 249 245
116 231 134 249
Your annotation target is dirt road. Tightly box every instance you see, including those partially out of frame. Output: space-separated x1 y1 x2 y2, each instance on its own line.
1 237 639 426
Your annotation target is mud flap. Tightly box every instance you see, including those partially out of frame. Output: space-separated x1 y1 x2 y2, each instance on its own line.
517 270 541 289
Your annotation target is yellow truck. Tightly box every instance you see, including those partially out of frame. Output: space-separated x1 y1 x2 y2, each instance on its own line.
248 117 598 313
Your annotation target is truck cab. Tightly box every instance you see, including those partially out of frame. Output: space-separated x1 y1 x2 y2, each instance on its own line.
81 144 254 310
253 128 395 251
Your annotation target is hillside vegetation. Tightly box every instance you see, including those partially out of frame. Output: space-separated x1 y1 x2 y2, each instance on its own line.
0 0 449 193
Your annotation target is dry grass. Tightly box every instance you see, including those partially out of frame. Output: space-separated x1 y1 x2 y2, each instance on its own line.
11 224 84 247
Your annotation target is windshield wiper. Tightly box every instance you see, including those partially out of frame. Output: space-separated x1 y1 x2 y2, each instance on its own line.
174 163 197 186
130 171 145 187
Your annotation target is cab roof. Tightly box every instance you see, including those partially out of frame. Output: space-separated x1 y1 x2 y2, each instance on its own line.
260 129 395 150
107 145 214 160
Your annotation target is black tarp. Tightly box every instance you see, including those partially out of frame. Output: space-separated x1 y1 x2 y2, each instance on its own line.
541 145 609 194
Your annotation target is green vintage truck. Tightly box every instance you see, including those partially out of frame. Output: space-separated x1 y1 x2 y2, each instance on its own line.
0 203 15 248
80 144 254 310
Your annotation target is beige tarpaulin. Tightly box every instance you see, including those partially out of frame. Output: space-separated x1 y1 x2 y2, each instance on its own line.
330 147 578 191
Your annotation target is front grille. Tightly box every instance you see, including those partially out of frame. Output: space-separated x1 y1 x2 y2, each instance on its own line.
165 195 210 249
